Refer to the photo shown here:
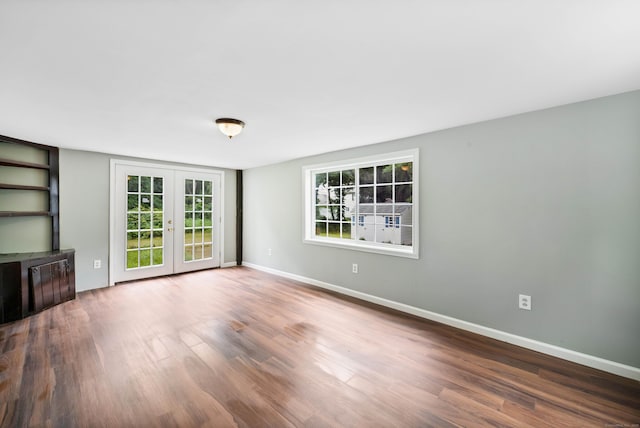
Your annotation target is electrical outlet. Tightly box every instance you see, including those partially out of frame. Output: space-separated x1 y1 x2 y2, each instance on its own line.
93 259 101 269
268 248 272 256
519 294 531 310
352 263 358 274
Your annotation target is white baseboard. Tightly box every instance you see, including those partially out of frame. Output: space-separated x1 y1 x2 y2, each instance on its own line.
221 261 238 268
242 262 640 381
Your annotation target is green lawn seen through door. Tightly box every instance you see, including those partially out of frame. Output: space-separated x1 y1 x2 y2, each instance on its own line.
126 229 213 269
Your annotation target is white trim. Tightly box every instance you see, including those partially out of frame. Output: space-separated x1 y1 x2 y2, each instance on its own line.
109 159 225 285
302 148 419 259
221 261 238 268
242 262 640 381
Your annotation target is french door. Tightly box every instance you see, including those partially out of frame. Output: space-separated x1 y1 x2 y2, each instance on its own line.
111 162 222 283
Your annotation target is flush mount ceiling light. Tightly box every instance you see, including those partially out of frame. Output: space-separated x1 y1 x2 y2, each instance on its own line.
215 118 245 139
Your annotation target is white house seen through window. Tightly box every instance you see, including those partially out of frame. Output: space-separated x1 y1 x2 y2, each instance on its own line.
303 149 418 258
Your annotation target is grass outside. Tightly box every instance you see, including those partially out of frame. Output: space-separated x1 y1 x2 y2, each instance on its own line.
316 223 352 239
126 229 213 268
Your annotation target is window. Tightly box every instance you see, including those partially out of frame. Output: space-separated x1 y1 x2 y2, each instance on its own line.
385 215 400 228
304 149 418 258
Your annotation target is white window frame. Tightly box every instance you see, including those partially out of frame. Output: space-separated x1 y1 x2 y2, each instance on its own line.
303 148 419 259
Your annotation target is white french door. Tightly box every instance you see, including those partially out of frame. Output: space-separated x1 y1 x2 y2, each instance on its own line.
111 161 222 284
174 170 220 273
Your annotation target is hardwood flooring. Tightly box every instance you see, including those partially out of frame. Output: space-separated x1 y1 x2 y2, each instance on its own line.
1 267 638 427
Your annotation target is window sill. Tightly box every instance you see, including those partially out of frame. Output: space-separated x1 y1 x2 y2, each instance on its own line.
304 237 419 259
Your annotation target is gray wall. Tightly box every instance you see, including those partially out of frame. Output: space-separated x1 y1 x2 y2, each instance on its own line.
243 90 640 368
59 149 237 292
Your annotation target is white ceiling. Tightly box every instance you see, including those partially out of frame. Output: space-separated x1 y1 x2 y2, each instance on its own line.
1 1 639 170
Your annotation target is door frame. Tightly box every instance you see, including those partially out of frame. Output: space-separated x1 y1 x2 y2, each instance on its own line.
109 159 225 286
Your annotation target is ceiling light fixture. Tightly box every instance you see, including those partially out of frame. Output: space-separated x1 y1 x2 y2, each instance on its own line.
215 118 245 139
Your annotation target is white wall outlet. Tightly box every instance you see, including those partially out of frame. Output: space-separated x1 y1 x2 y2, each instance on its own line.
519 294 531 310
352 263 358 274
93 259 102 269
268 248 272 256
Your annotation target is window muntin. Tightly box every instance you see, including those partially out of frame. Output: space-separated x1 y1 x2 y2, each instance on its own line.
304 150 418 258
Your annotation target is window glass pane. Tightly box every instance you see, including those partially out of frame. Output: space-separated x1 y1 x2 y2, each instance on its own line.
400 226 412 246
127 176 139 192
195 197 203 211
204 212 212 226
328 223 340 238
359 167 374 184
341 223 352 239
315 173 327 188
185 179 193 195
153 177 163 193
203 227 212 243
195 180 203 194
341 205 352 221
356 222 373 241
204 244 212 258
315 222 327 236
374 205 389 224
395 205 412 226
204 196 212 211
395 184 412 203
328 206 340 221
329 188 340 204
359 186 373 203
328 171 340 186
342 169 355 186
376 164 393 183
395 162 413 182
141 176 151 193
376 224 395 244
316 206 327 220
376 185 392 203
359 204 374 222
342 187 355 204
204 180 212 195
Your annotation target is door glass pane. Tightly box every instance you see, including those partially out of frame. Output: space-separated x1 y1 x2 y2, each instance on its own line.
128 194 138 211
126 175 164 269
184 245 193 261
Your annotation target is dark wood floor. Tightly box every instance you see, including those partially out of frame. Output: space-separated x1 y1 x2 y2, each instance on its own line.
1 267 638 427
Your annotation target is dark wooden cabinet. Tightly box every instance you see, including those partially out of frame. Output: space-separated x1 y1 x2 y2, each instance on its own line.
0 250 75 323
